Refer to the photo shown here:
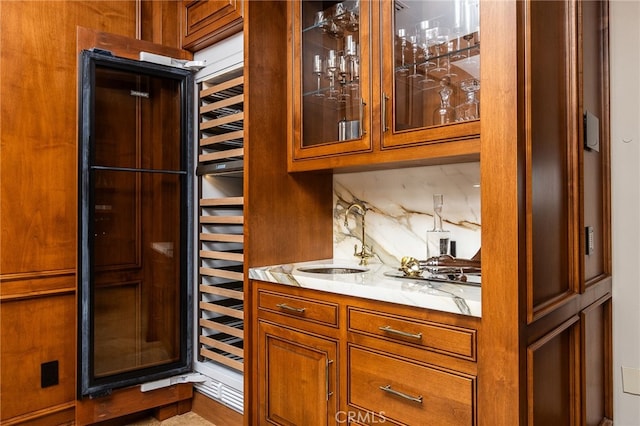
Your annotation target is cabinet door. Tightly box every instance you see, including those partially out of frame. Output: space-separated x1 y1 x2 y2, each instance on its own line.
258 321 339 426
380 0 480 148
181 0 243 51
287 0 372 162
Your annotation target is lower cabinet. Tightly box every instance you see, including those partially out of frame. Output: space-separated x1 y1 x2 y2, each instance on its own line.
252 280 479 426
257 321 338 425
347 346 474 426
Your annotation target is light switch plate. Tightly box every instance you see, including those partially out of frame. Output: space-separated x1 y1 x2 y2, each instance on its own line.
622 366 640 395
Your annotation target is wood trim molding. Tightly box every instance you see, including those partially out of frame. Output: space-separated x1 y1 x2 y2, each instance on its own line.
0 401 75 426
191 391 243 426
77 26 192 60
0 273 75 301
75 383 193 426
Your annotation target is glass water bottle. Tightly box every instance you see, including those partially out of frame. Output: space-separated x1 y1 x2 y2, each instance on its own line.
426 194 450 259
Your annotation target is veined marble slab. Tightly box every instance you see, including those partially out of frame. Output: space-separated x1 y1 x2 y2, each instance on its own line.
249 259 481 317
333 162 481 266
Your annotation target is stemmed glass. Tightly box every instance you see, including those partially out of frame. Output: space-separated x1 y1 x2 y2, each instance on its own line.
397 28 409 75
450 26 466 60
432 28 450 73
325 49 339 100
433 79 455 125
472 26 480 55
418 27 438 88
462 0 480 59
338 55 350 101
312 54 325 97
348 58 360 93
407 35 420 79
444 41 458 77
455 78 480 121
462 33 475 57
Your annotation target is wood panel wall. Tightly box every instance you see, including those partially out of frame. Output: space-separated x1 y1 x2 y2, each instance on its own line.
479 1 611 423
0 2 182 424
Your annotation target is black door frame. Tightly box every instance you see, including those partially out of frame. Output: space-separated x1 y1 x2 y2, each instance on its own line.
77 49 194 398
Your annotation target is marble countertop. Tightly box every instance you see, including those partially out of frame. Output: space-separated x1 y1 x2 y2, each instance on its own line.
248 259 481 317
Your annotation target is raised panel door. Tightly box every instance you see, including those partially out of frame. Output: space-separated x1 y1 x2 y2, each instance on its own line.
258 320 339 426
181 0 243 51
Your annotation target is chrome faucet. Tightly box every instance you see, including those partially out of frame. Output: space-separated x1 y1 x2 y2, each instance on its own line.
344 202 374 265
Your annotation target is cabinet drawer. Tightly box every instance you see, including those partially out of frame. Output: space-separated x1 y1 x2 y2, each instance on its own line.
348 346 475 426
348 308 476 360
258 290 338 327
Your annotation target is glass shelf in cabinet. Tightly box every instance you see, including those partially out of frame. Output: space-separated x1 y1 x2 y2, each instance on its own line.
303 1 360 34
393 43 480 80
303 84 359 99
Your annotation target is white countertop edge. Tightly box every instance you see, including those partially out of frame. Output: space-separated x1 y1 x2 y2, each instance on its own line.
248 259 482 318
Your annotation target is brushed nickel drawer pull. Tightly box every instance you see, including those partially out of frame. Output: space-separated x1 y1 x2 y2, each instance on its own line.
382 93 390 132
379 384 423 404
276 303 306 313
379 325 422 340
360 98 367 136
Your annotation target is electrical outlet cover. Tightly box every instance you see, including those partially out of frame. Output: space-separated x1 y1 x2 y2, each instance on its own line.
622 366 640 395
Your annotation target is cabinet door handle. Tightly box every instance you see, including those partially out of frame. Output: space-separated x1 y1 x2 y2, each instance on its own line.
276 303 306 313
379 325 422 340
326 359 334 401
382 93 389 132
379 384 423 404
360 98 367 136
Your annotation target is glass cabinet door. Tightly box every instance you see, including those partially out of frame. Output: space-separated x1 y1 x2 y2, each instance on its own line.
78 50 194 398
385 0 480 139
292 0 371 157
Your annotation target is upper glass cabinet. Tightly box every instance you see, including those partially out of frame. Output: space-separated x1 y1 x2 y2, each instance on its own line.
390 0 480 132
301 1 364 147
288 1 481 170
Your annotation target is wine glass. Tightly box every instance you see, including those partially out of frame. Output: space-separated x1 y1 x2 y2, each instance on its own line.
432 28 450 73
348 58 360 92
344 34 358 88
472 25 480 55
462 32 475 57
445 41 458 77
462 0 480 59
418 27 438 88
344 34 357 58
312 54 325 97
338 55 350 101
407 35 420 79
450 14 466 60
396 28 409 75
433 80 455 125
455 78 480 121
314 10 327 30
326 50 339 100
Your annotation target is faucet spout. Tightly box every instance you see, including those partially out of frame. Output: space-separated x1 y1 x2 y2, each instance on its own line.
344 202 374 265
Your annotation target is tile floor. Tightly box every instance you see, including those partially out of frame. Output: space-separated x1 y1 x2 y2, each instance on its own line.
126 412 216 425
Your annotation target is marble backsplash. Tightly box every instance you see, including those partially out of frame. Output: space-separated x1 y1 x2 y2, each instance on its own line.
333 162 481 268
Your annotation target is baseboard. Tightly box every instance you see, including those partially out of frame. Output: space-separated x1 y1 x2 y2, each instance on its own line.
1 402 75 426
75 383 193 425
191 391 243 426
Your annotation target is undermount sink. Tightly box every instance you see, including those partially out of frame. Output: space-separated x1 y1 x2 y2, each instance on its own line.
296 266 369 274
